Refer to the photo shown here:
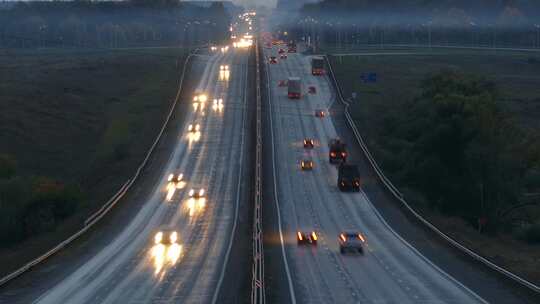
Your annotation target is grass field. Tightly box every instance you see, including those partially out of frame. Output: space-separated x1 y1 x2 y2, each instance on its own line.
1 48 185 180
329 50 540 283
0 47 188 251
330 50 540 131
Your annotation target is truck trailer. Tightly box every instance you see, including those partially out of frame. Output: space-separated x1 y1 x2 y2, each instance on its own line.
288 77 302 99
311 57 325 75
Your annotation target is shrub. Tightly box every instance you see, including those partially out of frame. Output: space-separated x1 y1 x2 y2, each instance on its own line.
0 177 29 244
517 223 540 244
0 154 17 179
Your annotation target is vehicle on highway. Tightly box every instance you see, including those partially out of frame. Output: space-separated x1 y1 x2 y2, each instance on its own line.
303 138 315 148
315 109 326 117
269 56 277 64
193 93 208 103
297 231 318 245
278 48 285 54
338 164 361 192
339 231 365 254
188 188 206 199
220 64 229 71
188 124 200 132
167 173 183 185
287 41 297 53
329 138 347 163
301 159 314 170
278 80 287 87
311 56 325 75
280 53 287 59
154 229 179 245
288 77 302 99
308 86 317 94
212 98 224 111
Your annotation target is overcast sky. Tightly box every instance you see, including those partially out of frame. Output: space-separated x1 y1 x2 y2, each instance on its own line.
181 0 279 8
234 0 278 8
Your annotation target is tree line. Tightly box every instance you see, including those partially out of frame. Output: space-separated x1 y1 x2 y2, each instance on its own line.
0 0 234 49
336 68 540 242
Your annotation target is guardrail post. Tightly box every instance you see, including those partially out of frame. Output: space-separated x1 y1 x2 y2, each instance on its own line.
251 38 266 304
323 54 540 295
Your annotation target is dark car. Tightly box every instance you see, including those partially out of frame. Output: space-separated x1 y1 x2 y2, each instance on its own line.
297 231 318 245
301 160 314 170
338 164 360 192
303 138 315 148
329 139 347 163
339 231 365 254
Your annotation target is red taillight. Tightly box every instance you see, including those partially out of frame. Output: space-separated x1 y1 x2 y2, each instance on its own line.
341 152 347 157
358 234 365 242
297 232 303 240
330 152 336 157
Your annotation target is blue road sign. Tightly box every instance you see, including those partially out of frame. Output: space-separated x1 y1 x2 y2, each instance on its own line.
361 72 377 83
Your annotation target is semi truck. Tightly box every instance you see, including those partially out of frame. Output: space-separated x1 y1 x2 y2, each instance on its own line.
311 57 325 75
287 41 297 53
338 164 360 192
329 139 347 163
288 77 302 99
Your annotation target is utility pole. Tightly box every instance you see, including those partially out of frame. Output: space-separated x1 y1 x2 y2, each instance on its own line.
535 24 540 48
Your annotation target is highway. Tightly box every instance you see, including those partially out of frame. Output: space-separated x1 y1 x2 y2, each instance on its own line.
21 48 250 304
263 45 488 304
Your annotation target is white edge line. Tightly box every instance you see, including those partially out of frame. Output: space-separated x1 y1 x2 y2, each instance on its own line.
264 44 297 304
359 191 489 303
0 48 199 289
324 53 540 294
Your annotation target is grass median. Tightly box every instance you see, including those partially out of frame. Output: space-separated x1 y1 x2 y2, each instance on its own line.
0 47 189 275
329 50 540 284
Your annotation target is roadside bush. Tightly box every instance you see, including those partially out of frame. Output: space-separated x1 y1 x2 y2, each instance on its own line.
517 223 540 244
0 154 17 179
29 177 83 220
0 177 30 244
0 176 83 246
352 70 530 232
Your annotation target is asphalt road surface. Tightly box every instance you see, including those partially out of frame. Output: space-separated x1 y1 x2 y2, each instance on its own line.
263 45 488 304
1 48 251 304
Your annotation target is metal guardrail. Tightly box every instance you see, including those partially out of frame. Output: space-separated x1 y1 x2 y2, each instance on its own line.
251 39 266 304
323 55 540 294
0 48 199 288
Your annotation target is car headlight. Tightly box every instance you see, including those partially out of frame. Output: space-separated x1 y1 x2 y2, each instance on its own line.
154 232 163 244
170 231 178 244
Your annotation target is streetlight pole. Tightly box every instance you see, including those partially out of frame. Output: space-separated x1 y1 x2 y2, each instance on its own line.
470 22 476 47
380 25 384 49
535 24 540 48
422 21 432 50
